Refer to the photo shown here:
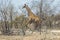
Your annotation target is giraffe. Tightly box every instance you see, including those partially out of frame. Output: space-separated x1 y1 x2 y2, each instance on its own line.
23 4 42 33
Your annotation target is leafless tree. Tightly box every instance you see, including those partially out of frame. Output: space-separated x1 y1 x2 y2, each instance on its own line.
0 0 15 35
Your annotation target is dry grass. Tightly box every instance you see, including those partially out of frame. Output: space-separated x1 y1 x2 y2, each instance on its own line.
0 29 60 40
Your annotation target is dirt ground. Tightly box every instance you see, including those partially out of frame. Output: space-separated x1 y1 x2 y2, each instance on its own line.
0 29 60 40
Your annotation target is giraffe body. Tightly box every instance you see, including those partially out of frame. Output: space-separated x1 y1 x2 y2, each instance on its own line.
23 4 42 31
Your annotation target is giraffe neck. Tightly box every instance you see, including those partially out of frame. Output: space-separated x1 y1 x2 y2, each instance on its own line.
25 6 34 16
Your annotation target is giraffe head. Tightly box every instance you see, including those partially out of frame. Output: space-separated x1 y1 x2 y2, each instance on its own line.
23 4 27 8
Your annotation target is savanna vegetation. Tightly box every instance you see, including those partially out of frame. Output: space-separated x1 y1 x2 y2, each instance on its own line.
0 0 60 36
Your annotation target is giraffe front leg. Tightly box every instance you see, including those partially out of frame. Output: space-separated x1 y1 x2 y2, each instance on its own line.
26 18 32 24
25 18 31 29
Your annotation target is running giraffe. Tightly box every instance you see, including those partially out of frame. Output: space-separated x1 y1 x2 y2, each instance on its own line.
23 4 42 32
